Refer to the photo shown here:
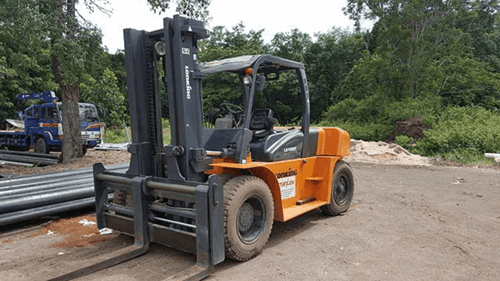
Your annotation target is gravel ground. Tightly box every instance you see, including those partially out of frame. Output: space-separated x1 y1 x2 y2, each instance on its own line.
1 161 499 281
0 142 499 281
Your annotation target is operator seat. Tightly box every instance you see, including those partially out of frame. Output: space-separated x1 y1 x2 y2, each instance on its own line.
249 108 277 139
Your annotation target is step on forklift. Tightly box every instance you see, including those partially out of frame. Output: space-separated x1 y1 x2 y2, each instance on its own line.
51 15 354 281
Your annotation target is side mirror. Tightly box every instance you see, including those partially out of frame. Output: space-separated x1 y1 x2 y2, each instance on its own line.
255 75 266 92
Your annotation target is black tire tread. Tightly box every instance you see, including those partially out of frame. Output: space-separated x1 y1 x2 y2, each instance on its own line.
35 137 49 154
320 160 354 216
218 173 235 186
223 175 273 262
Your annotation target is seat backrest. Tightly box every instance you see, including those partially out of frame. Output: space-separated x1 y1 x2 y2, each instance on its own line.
249 108 277 138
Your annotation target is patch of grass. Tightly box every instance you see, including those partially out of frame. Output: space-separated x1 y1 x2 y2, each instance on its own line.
102 118 171 144
396 106 500 164
103 129 129 143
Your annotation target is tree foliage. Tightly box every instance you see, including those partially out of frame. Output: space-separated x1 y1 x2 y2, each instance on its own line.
147 0 210 19
304 29 366 120
80 68 129 127
396 106 500 163
199 23 267 117
339 0 500 106
330 0 500 161
270 29 312 62
0 0 58 120
2 0 500 163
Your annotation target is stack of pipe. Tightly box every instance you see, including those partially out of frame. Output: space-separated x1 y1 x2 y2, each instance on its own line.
0 150 60 166
0 163 128 226
485 153 500 163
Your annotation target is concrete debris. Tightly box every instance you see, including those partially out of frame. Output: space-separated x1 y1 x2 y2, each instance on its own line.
98 228 113 235
346 139 432 166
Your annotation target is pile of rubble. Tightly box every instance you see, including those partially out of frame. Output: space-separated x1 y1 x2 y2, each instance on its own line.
345 139 432 166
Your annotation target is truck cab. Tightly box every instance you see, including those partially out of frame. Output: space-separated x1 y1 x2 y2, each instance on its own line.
56 102 103 150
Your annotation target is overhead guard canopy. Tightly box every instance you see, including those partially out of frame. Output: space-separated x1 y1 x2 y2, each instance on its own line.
200 54 305 74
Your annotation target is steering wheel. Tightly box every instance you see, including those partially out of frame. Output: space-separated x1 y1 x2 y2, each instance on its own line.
220 102 244 127
221 102 243 115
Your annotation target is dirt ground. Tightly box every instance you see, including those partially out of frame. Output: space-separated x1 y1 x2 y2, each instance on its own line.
0 144 499 280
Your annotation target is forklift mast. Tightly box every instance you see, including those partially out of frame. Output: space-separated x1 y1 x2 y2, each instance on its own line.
125 15 208 182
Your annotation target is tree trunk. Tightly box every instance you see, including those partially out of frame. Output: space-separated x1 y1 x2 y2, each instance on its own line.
61 83 83 163
53 0 82 163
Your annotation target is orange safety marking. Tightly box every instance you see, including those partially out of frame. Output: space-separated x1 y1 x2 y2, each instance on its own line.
39 123 60 127
84 124 101 130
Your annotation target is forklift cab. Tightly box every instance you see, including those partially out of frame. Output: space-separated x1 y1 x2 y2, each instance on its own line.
200 55 313 163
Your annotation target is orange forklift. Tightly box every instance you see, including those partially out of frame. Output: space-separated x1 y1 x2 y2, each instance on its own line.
54 15 354 281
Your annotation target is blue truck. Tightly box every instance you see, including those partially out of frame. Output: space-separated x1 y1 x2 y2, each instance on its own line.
0 90 102 155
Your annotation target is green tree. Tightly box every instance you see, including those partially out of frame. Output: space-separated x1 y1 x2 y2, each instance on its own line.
1 0 211 161
341 0 500 105
254 29 313 124
147 0 211 19
0 57 16 121
450 1 500 71
199 23 266 61
56 0 211 162
270 29 312 62
199 23 267 117
80 68 129 127
0 0 58 121
431 56 500 109
50 0 106 162
304 29 366 121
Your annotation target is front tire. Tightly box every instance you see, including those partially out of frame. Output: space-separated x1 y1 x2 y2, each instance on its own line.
223 175 274 261
35 137 49 154
320 160 354 216
81 147 88 157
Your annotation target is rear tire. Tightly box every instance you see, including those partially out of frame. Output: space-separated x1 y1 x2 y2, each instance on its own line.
223 175 274 261
320 160 354 216
35 137 49 154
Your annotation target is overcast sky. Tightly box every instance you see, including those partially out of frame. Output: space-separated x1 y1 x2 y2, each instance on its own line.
77 0 373 53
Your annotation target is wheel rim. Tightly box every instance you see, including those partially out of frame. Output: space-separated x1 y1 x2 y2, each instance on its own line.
237 195 266 244
334 175 350 206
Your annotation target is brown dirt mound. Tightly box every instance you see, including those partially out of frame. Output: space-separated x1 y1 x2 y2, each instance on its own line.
386 116 429 142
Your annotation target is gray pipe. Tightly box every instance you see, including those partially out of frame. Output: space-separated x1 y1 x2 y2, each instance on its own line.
0 185 96 213
484 153 500 158
0 150 60 160
0 163 129 186
0 194 113 227
0 168 94 187
0 177 90 197
0 182 93 201
0 154 58 165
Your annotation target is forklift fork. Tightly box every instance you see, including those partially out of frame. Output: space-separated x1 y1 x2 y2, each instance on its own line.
47 163 224 281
